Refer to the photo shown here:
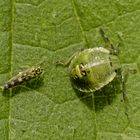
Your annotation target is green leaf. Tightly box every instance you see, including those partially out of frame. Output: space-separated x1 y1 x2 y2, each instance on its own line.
0 0 140 139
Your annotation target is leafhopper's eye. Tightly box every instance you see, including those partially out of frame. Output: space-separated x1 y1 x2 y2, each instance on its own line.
32 68 35 72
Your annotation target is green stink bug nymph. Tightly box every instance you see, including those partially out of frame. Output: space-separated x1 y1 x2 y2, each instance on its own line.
69 47 120 93
57 28 129 100
1 66 43 91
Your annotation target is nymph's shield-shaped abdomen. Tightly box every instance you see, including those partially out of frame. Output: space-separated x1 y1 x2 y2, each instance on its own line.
69 47 120 92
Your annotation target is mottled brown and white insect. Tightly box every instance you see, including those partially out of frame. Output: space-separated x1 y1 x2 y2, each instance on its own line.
1 66 43 91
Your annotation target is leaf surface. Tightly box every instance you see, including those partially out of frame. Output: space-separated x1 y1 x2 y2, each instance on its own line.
0 0 140 139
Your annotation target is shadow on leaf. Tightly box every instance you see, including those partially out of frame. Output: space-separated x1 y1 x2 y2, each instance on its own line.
74 77 121 111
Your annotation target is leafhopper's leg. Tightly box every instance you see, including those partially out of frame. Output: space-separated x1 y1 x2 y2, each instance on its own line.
56 48 84 67
99 28 118 55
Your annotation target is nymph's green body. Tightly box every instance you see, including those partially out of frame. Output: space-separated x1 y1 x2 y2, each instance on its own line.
69 47 120 92
58 29 129 100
